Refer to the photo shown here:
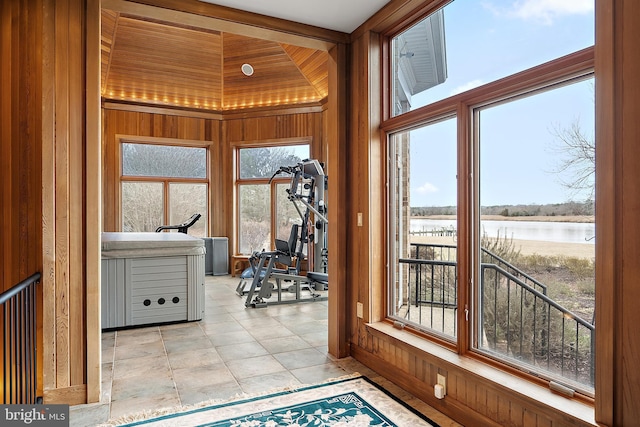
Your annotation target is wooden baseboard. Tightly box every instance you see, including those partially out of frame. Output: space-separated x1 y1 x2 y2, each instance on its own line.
351 345 503 427
43 384 88 405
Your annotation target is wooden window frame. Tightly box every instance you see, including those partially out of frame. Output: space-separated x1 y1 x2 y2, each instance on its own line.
117 135 211 234
380 4 596 400
232 137 312 254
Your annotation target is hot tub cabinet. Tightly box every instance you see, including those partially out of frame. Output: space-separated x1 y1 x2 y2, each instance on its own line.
101 232 205 329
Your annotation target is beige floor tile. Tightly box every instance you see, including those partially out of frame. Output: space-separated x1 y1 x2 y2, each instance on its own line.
258 335 312 354
167 347 223 369
237 371 301 394
226 354 287 380
273 347 330 370
113 354 171 380
216 341 268 362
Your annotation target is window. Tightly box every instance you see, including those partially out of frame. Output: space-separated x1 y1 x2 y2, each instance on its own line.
121 142 208 237
385 0 595 395
476 78 595 390
391 1 594 116
236 144 309 254
388 117 458 340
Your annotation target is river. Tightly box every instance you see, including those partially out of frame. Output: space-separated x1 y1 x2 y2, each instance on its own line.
411 218 595 245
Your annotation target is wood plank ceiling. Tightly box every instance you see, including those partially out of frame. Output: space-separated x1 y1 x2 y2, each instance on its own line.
101 9 329 112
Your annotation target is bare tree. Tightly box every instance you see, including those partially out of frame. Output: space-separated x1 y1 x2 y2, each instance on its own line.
550 118 595 202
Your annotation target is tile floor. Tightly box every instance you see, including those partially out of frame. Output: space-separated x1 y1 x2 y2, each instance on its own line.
70 274 460 426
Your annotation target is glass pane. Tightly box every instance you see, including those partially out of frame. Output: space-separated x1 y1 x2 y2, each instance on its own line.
389 117 457 340
275 183 303 243
477 78 595 391
239 145 309 179
122 143 206 178
122 182 164 232
238 184 271 254
391 0 594 116
169 183 208 237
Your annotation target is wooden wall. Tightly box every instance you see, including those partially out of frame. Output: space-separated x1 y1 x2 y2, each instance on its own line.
102 107 325 254
101 109 217 232
1 0 45 398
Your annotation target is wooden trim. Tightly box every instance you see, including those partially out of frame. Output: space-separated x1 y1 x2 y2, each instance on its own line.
593 0 614 424
86 0 102 404
456 101 471 354
43 384 88 406
351 0 451 40
117 134 214 147
101 0 345 49
362 322 597 426
381 47 594 134
230 136 313 149
326 42 350 358
102 100 325 120
222 104 324 120
41 0 57 396
103 101 224 120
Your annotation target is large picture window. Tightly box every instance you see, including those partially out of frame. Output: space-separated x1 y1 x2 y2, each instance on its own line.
236 143 310 254
386 0 595 395
121 142 208 237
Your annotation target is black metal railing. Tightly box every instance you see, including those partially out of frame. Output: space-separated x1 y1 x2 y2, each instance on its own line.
399 258 458 336
480 264 594 387
398 243 594 388
1 272 41 404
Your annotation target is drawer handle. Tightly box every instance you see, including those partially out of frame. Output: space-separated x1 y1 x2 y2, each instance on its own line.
172 297 180 304
158 298 165 305
143 299 151 306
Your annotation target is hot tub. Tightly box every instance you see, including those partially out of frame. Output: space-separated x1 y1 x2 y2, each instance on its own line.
101 232 205 329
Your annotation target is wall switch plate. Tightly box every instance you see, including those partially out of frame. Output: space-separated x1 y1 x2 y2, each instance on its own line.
356 302 363 318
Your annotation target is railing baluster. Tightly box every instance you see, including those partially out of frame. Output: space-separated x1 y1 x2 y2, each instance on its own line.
1 272 41 404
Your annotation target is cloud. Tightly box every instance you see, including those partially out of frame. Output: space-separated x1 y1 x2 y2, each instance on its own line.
414 182 439 195
485 0 593 25
450 79 484 96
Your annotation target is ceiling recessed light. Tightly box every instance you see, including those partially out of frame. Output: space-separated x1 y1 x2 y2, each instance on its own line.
241 63 254 76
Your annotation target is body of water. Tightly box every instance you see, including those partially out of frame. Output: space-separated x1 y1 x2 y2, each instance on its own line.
411 218 595 245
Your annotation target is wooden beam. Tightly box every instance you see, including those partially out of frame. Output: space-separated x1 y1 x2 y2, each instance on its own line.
102 0 340 51
86 0 102 404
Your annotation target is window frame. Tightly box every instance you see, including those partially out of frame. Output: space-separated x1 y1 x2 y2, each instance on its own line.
381 8 596 397
233 137 312 254
118 135 211 235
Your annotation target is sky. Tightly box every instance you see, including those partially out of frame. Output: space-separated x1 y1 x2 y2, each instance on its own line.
406 0 595 207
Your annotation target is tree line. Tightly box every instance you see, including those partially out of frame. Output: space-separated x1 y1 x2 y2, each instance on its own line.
412 201 594 217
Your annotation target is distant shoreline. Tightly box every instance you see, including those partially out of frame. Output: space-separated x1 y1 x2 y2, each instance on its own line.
413 214 594 223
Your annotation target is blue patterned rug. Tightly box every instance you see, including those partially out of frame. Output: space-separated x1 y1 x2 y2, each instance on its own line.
106 376 439 427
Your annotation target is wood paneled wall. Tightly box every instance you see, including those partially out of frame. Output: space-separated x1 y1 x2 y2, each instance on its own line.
102 108 324 254
1 0 45 397
101 109 216 232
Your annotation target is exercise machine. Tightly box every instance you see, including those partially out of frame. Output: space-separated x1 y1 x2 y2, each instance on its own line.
238 159 328 308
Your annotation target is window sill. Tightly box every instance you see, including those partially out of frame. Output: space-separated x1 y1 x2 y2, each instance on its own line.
365 321 597 426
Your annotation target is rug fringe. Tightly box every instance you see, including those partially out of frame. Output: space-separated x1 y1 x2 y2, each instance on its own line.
99 372 362 426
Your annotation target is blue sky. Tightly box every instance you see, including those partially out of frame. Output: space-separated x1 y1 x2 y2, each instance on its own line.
407 0 594 207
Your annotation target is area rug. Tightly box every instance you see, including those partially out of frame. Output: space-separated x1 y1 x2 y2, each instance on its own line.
105 375 440 427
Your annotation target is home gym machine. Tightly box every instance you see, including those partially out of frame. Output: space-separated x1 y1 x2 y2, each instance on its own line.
237 159 328 308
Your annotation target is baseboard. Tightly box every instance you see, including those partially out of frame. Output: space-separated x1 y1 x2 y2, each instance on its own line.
43 384 88 405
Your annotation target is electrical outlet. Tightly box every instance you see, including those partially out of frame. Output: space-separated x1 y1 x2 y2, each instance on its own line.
356 302 363 318
437 373 447 396
357 212 363 227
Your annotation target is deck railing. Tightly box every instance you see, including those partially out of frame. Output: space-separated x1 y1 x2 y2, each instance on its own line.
1 272 41 404
398 243 594 388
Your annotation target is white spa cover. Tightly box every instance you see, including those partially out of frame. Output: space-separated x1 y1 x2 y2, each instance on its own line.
101 232 205 258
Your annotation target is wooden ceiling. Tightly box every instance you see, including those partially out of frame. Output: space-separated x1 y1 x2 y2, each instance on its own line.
101 9 329 112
